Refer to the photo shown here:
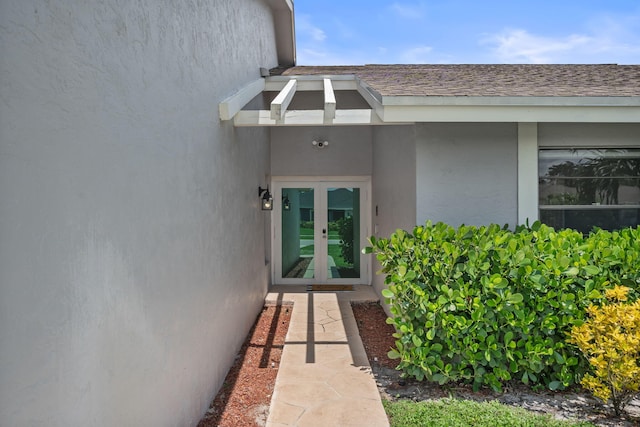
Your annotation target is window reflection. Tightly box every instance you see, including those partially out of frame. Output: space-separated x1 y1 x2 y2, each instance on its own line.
539 149 640 232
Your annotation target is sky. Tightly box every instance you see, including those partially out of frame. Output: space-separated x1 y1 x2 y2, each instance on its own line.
293 0 640 65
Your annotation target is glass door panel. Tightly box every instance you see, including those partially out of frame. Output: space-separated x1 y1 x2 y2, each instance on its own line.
273 179 369 285
325 187 361 280
281 188 314 279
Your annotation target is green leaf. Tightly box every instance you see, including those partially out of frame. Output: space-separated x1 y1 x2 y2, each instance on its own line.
426 328 436 340
412 334 423 347
583 265 600 275
549 381 562 391
504 331 514 345
563 267 579 276
400 264 409 277
506 293 524 304
587 290 602 299
432 373 447 385
387 349 401 359
381 288 394 299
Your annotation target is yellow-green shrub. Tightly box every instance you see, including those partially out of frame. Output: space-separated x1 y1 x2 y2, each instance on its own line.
570 285 640 416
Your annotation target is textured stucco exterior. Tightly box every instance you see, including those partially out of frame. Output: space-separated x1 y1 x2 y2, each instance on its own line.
371 126 417 298
0 1 278 425
416 123 518 227
271 126 373 176
538 123 640 147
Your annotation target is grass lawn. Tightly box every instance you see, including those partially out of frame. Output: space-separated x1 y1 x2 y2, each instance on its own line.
383 398 595 427
300 244 349 266
300 227 339 239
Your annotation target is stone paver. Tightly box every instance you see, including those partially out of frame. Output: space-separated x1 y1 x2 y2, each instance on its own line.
265 286 388 427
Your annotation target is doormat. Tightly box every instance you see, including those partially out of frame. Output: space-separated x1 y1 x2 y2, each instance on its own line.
307 284 354 292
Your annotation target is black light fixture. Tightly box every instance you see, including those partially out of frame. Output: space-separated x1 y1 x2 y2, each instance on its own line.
283 195 291 211
258 186 273 210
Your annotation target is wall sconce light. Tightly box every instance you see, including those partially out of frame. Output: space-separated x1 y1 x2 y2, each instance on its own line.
283 195 291 211
258 186 273 210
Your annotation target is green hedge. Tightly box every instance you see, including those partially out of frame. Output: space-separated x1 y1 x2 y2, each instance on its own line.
366 221 640 391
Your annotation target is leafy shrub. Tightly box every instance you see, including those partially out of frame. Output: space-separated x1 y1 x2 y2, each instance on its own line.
336 216 354 264
365 221 640 391
570 285 640 416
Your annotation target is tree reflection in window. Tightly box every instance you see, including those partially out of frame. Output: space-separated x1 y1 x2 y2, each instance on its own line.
539 148 640 232
540 149 640 206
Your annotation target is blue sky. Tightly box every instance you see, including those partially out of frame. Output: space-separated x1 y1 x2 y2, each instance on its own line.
294 1 640 65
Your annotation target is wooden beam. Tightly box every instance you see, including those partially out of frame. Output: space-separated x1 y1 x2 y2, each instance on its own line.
323 78 336 120
234 109 392 126
218 79 265 120
270 79 297 120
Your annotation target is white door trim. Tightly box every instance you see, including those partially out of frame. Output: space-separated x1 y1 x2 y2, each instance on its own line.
271 177 372 285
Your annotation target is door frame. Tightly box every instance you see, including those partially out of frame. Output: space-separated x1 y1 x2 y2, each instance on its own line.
271 176 372 285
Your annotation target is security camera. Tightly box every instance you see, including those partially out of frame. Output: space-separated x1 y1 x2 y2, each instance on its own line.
312 140 329 148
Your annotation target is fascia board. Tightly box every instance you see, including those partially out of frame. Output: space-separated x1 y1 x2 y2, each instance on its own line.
234 109 406 126
380 96 640 107
381 104 640 123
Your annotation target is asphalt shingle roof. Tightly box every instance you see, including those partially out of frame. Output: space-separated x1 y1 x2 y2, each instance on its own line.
280 64 640 97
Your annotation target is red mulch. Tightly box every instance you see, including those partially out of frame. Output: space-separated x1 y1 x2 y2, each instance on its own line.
352 302 399 370
197 304 292 427
196 300 398 427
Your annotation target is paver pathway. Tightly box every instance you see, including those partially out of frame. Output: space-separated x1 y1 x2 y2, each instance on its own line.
265 286 389 427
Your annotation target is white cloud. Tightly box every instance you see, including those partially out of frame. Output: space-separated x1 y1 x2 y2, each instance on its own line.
484 29 592 63
297 48 366 66
296 14 326 42
400 46 433 63
390 2 426 19
483 15 640 64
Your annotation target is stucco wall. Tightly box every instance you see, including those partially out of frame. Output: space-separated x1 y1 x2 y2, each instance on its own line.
0 1 277 426
538 123 640 147
416 123 518 227
371 126 417 297
271 126 373 176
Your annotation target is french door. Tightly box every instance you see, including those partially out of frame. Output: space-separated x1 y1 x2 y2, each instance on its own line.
272 178 370 285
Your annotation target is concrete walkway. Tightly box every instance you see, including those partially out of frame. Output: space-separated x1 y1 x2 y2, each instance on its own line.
265 286 389 427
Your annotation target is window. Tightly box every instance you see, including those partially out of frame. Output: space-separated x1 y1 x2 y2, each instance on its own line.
539 148 640 233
